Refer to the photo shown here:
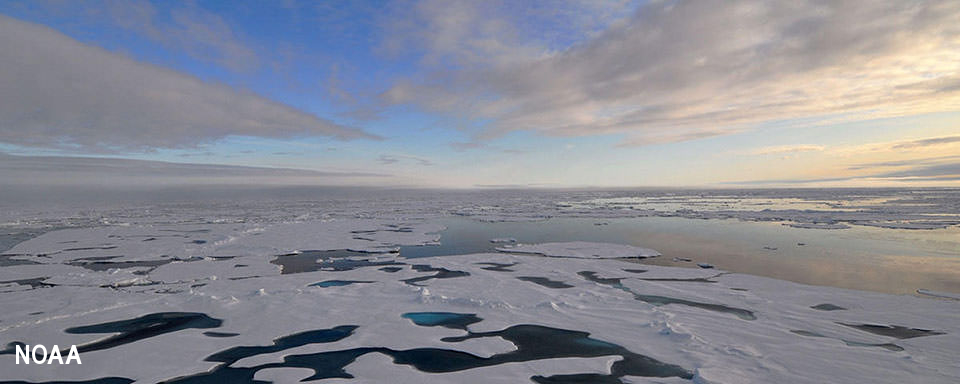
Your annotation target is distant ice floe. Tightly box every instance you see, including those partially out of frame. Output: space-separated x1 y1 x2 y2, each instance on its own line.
784 222 851 230
496 241 661 259
1 189 957 238
917 289 960 300
547 189 960 231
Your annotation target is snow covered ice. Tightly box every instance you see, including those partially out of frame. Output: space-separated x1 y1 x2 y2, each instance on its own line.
0 190 958 383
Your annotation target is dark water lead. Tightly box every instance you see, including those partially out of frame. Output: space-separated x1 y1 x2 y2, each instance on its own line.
577 271 624 286
578 270 756 320
59 245 119 252
634 295 756 321
475 262 518 272
309 280 374 288
0 277 56 289
162 325 360 383
0 312 223 359
203 331 240 338
1 228 58 254
204 325 358 365
68 258 172 272
431 321 693 382
517 276 574 289
811 303 846 311
270 250 403 274
640 276 718 283
790 330 903 351
0 254 40 267
0 378 134 384
165 313 692 383
64 312 222 354
838 323 945 339
401 264 470 286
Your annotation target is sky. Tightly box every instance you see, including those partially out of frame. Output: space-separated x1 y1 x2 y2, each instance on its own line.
1 0 959 188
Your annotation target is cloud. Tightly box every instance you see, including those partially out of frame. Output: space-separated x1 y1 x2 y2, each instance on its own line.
0 152 389 187
730 160 960 185
383 0 960 146
875 162 960 179
848 155 960 170
827 134 960 156
0 14 380 152
749 144 825 155
22 0 263 73
377 154 434 166
891 135 960 150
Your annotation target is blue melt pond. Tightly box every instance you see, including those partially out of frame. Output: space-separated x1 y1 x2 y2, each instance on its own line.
401 312 483 330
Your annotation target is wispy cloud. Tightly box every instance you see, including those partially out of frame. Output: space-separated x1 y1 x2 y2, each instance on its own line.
891 135 960 150
0 15 380 152
749 145 825 156
848 155 960 170
829 134 960 156
730 160 960 185
383 1 960 146
377 154 434 166
65 0 262 73
874 162 960 179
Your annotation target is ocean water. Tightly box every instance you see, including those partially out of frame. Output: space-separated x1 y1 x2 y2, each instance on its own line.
400 216 960 295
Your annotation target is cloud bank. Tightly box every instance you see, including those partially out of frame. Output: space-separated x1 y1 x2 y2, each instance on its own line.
0 152 388 187
891 135 960 150
383 0 960 146
0 14 379 152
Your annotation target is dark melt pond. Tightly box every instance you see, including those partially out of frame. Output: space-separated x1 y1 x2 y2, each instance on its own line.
517 276 574 289
21 311 694 384
578 270 756 321
309 280 373 288
0 312 221 357
270 250 403 274
790 330 904 352
161 312 693 383
838 323 945 339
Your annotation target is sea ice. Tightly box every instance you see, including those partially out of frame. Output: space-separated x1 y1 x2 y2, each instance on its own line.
0 207 958 383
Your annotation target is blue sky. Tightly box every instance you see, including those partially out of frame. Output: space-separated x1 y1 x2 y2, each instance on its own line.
1 0 959 188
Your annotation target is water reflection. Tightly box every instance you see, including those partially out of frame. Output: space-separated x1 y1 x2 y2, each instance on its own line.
399 217 960 295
